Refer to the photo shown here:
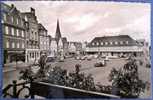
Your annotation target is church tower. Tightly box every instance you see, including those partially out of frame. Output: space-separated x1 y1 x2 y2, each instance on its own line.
55 19 62 44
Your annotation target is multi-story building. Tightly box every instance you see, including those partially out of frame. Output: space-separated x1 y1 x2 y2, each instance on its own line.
1 3 26 64
62 37 69 56
50 38 58 57
86 35 143 57
38 23 50 55
68 42 82 55
21 8 40 63
50 20 67 58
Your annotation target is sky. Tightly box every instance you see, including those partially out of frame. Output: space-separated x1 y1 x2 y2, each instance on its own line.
3 1 151 44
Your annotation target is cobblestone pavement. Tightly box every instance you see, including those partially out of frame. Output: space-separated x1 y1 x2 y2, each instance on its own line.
3 57 151 98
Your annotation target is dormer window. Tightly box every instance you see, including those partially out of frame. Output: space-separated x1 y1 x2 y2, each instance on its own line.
105 42 108 45
120 41 123 44
92 42 95 46
96 42 99 46
115 41 118 45
110 42 113 45
101 42 103 45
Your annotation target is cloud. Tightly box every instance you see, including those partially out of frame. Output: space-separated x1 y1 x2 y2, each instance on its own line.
3 1 150 43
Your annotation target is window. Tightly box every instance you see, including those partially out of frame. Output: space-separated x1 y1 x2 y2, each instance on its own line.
25 16 28 21
16 29 19 36
12 42 15 48
5 26 9 34
110 42 113 45
120 41 123 44
16 18 19 25
17 42 20 48
11 27 14 36
105 42 108 45
97 42 100 46
22 42 25 48
126 41 129 44
21 30 24 37
6 41 9 48
11 16 14 23
92 42 95 46
101 42 103 45
3 13 7 21
115 41 118 45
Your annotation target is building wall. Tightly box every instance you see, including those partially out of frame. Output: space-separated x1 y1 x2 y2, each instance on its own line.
2 4 26 64
22 8 40 63
86 46 143 52
50 39 57 57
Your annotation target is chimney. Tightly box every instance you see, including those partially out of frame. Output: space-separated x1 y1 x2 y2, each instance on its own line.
11 4 14 8
30 7 35 15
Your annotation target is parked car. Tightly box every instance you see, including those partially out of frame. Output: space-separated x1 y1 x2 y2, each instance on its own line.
107 55 118 59
86 55 92 61
59 56 64 62
81 56 86 60
45 56 56 66
93 54 98 59
94 60 106 67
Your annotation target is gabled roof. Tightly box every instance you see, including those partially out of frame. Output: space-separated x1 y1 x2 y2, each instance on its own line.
87 35 140 47
1 3 12 13
1 3 21 17
38 23 47 31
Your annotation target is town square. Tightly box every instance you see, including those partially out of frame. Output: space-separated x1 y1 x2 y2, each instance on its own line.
1 1 151 99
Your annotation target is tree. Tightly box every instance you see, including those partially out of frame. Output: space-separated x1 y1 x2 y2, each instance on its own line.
109 59 146 98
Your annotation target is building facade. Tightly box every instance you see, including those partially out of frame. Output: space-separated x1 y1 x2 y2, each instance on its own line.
68 42 82 55
2 3 26 64
50 20 68 58
22 8 40 63
86 35 143 57
38 23 50 56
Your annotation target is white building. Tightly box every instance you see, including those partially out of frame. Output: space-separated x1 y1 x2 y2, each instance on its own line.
86 35 144 57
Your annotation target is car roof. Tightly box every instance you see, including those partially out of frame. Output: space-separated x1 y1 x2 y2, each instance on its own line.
47 56 54 57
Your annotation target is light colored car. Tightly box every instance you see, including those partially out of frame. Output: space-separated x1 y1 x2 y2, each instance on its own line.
107 55 118 59
93 54 98 59
45 56 56 66
59 56 64 62
87 55 92 61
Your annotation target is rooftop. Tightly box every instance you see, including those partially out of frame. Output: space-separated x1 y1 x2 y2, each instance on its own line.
87 35 141 47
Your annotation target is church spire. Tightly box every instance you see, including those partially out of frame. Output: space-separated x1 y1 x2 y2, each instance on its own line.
55 19 61 42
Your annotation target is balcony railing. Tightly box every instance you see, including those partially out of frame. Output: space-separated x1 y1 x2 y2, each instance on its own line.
2 80 120 99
